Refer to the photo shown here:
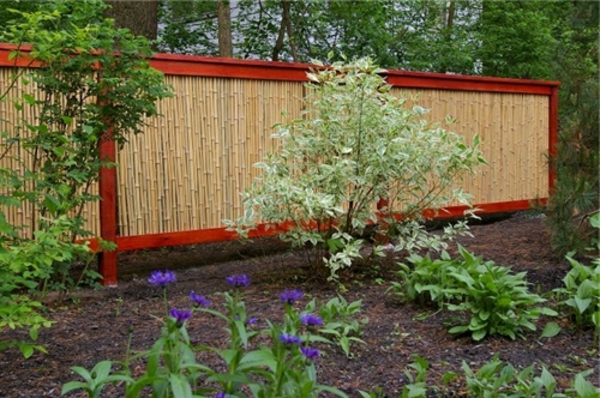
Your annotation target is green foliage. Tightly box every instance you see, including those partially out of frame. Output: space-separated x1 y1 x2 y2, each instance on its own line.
226 57 485 279
462 356 600 398
387 250 462 306
545 1 599 257
0 0 171 357
390 245 557 341
553 213 600 339
359 355 599 398
305 295 368 357
476 1 555 79
63 274 355 397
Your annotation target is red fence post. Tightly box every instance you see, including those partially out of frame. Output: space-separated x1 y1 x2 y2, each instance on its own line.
548 86 559 193
98 129 118 286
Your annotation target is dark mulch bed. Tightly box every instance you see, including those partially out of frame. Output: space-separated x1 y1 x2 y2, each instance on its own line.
1 215 598 397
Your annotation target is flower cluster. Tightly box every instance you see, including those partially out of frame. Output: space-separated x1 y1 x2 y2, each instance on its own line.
169 308 191 326
279 333 301 345
190 292 211 307
226 274 251 288
279 288 303 305
300 346 320 360
148 270 176 287
300 313 323 327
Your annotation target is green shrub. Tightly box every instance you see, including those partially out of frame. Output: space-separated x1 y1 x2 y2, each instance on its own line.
389 245 557 340
445 251 557 341
387 250 463 307
553 213 600 340
0 0 171 356
226 57 486 280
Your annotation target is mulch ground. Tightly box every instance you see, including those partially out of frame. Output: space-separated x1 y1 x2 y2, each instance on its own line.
1 215 598 397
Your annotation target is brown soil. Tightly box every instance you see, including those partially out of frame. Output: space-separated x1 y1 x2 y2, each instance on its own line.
1 215 598 397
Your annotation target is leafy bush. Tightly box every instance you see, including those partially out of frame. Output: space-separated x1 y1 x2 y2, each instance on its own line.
226 57 486 280
0 0 171 356
389 245 557 340
553 213 600 340
63 271 365 397
387 250 463 307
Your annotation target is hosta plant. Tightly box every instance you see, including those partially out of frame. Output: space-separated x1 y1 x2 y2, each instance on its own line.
445 249 557 341
387 250 463 307
553 212 600 340
225 56 486 280
389 245 557 340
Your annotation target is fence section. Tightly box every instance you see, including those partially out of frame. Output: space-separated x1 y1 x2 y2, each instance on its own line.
0 45 560 284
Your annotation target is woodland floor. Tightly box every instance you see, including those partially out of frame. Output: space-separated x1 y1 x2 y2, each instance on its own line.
1 214 599 397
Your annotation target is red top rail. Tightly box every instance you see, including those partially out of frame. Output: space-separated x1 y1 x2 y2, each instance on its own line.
0 43 560 95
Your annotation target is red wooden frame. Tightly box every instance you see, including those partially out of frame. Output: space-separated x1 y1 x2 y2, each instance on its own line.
0 43 560 285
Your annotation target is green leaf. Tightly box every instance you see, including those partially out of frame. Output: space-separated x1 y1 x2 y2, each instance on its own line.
472 328 487 341
574 372 600 398
61 381 89 395
19 344 34 359
23 93 36 105
169 373 193 398
238 349 277 372
540 322 561 339
448 325 469 334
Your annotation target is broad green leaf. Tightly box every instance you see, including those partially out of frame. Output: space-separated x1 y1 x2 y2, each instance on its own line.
169 373 193 398
540 322 561 338
472 328 487 341
61 381 89 395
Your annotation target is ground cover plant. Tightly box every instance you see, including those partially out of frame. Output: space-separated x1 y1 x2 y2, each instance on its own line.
0 216 598 397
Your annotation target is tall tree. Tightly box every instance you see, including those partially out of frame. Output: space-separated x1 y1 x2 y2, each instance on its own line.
476 0 555 79
104 1 159 41
545 0 599 255
158 0 218 55
217 0 233 57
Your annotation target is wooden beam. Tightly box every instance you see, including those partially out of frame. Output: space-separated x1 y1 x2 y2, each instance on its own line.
98 123 118 286
548 86 560 193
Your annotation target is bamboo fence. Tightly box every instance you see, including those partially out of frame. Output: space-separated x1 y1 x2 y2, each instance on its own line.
1 64 551 239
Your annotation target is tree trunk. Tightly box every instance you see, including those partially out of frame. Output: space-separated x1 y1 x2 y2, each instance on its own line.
446 0 455 29
272 0 293 61
217 0 233 57
104 1 158 41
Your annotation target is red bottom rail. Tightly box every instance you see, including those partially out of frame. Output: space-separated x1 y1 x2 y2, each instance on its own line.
81 198 545 285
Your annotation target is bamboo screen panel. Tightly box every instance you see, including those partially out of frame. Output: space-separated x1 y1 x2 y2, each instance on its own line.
394 89 549 208
117 76 549 237
116 76 304 236
0 67 100 238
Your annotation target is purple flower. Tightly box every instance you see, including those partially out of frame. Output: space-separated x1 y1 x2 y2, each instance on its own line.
148 270 176 287
213 393 233 398
300 313 323 327
300 346 320 360
279 289 303 305
279 333 301 345
226 274 250 288
189 292 211 307
169 308 191 326
247 317 258 325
